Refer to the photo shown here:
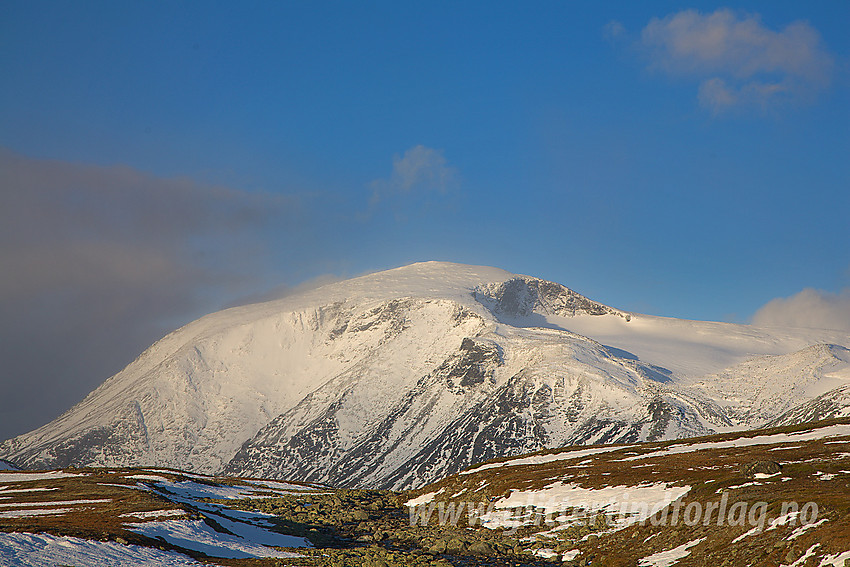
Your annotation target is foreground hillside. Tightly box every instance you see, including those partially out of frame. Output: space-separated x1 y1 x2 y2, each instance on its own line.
405 417 850 566
2 262 849 489
1 418 849 566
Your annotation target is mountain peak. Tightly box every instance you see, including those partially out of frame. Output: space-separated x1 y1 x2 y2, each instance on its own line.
2 262 849 489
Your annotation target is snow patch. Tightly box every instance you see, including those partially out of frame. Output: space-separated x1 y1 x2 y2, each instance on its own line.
789 518 828 540
481 482 690 530
783 544 821 567
0 507 75 518
121 509 187 519
819 550 850 567
150 479 283 500
0 487 58 495
462 445 627 475
126 474 171 482
125 519 306 559
0 531 208 566
754 472 780 479
0 471 84 482
243 479 319 492
0 499 111 508
638 538 705 567
405 488 445 507
534 548 558 559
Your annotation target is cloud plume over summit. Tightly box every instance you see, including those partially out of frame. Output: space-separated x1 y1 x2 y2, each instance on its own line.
753 288 850 331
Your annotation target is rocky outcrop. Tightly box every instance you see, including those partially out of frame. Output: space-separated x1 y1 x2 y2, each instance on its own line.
474 276 627 319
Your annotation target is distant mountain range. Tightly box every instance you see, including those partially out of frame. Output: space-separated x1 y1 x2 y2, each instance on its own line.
2 262 848 489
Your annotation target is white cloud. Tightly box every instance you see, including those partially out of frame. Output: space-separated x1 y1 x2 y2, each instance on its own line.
369 145 456 206
752 288 850 331
639 9 833 112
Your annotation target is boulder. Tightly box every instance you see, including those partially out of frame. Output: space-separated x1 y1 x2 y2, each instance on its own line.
740 461 782 477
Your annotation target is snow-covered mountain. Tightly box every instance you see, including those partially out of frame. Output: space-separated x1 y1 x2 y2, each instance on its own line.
2 262 849 489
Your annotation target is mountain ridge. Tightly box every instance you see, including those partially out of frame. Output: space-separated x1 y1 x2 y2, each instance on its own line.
2 262 849 489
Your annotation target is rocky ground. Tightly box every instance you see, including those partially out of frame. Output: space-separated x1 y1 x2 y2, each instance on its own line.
236 487 597 566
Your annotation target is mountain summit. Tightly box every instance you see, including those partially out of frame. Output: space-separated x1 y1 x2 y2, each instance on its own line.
2 262 849 489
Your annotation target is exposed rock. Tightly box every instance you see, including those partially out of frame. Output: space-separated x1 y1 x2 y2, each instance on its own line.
446 537 467 553
474 276 624 319
468 541 496 555
740 461 782 477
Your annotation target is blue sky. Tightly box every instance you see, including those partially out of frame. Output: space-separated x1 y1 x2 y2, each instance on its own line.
1 2 849 437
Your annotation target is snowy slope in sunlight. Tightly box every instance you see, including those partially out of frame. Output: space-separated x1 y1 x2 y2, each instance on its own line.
2 262 849 489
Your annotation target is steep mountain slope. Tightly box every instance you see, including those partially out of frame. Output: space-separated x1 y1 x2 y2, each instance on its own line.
2 262 849 489
223 323 716 489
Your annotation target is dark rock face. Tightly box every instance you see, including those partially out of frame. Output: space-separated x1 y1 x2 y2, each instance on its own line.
445 338 501 388
473 277 624 319
646 398 673 441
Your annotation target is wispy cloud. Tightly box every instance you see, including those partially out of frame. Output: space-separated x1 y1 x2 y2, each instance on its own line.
752 288 850 331
0 148 289 439
636 9 833 113
369 145 456 207
603 20 626 42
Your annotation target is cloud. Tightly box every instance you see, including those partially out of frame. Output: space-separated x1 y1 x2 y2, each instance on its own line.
0 148 288 439
638 9 833 113
752 288 850 331
369 145 456 206
603 20 626 42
